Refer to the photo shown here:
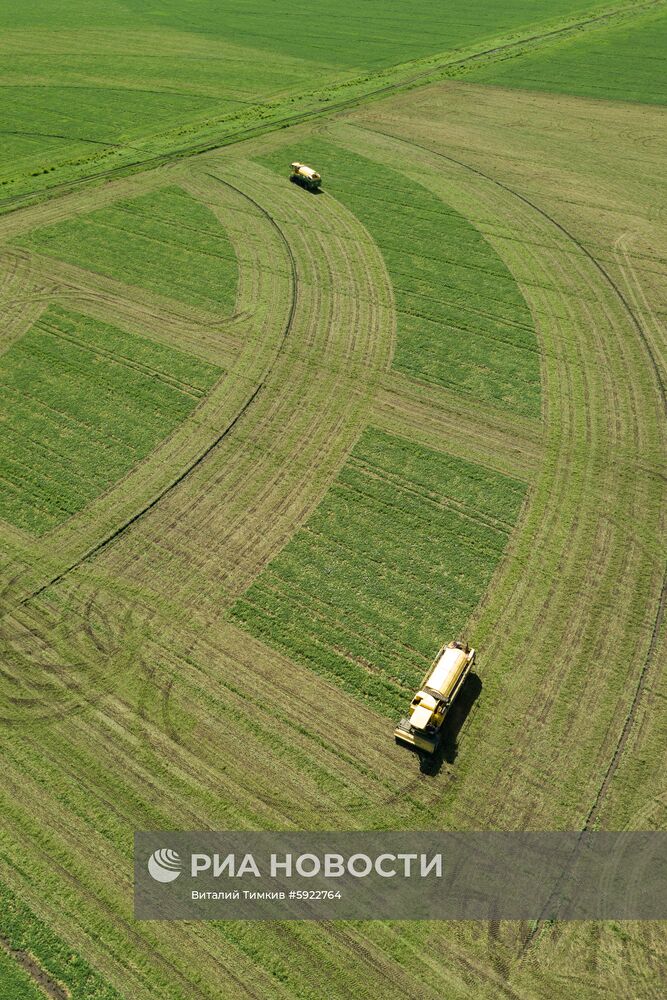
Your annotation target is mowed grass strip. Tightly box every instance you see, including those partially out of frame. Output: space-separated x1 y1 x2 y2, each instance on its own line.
0 305 221 534
468 7 667 105
16 185 238 313
0 880 121 1000
260 140 540 415
231 428 526 715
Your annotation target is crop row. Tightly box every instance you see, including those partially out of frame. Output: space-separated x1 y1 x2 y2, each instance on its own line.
231 428 526 715
0 306 221 534
259 140 541 415
17 186 239 314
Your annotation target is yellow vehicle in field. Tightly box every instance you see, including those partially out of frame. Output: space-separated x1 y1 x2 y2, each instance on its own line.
290 161 321 191
394 641 475 754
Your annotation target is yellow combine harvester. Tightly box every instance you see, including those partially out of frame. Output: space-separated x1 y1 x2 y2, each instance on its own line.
290 161 321 191
394 641 475 754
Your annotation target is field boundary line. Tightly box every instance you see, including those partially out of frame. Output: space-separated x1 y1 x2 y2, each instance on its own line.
0 1 662 214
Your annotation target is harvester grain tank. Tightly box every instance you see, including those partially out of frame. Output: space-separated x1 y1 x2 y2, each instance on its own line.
394 641 475 754
290 161 321 191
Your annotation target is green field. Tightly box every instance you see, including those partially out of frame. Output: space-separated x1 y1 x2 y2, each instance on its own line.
0 881 120 1000
17 186 239 313
0 84 225 145
0 0 629 200
261 141 541 414
0 949 42 1000
232 428 526 714
469 6 667 104
0 1 666 998
0 305 220 533
113 0 606 67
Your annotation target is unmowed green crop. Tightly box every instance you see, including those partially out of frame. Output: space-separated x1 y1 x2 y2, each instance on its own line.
17 186 238 313
259 140 541 416
0 305 221 533
0 880 121 999
469 8 667 105
231 428 526 715
0 947 43 1000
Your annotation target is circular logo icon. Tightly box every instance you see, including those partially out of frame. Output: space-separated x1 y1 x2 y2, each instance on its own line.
148 848 183 883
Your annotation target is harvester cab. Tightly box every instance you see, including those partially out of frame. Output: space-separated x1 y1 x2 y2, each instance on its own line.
394 641 475 754
290 161 322 191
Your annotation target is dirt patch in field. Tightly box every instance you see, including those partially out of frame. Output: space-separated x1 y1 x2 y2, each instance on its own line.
0 935 69 1000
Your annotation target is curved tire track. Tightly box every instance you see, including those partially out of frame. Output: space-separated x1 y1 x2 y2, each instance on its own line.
93 160 395 620
350 121 666 834
15 173 298 608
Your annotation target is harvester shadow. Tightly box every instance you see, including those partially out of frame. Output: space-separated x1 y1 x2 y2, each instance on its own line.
289 179 324 195
419 673 482 777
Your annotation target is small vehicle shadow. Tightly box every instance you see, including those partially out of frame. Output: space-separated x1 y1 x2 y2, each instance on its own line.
289 178 324 194
419 673 482 776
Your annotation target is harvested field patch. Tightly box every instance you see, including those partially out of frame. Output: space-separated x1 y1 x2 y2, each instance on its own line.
259 140 541 415
346 85 667 833
16 186 238 313
0 305 221 534
84 160 395 620
231 428 526 714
